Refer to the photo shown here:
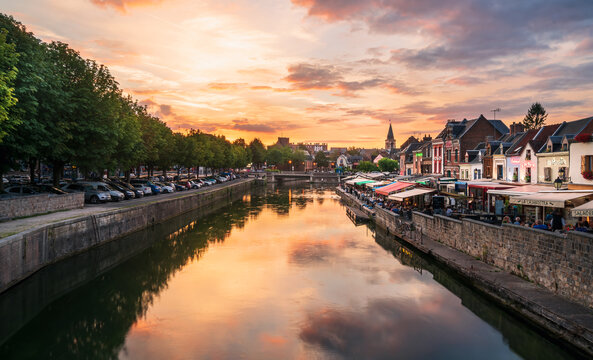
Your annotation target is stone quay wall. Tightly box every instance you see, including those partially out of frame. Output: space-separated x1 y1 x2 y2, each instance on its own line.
337 188 593 308
410 212 593 308
0 179 254 294
0 193 84 220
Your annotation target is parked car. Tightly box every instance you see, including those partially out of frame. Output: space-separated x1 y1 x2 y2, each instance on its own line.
81 182 125 202
5 185 39 196
156 182 175 193
62 183 111 203
177 180 192 190
188 180 201 189
105 179 136 200
172 182 186 191
203 178 217 186
131 179 161 195
132 183 152 196
110 179 144 199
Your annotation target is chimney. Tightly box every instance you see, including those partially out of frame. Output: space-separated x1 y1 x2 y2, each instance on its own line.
510 122 524 136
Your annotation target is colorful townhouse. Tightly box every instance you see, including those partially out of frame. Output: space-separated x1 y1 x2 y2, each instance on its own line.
536 117 593 185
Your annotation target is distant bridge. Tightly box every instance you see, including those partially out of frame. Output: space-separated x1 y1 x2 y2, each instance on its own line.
264 171 341 183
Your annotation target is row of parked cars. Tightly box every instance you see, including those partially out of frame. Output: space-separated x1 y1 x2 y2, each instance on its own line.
2 172 239 204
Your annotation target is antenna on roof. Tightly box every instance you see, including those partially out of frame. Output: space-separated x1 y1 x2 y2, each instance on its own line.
491 108 501 120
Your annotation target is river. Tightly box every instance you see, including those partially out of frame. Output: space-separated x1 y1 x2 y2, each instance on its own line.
0 186 579 359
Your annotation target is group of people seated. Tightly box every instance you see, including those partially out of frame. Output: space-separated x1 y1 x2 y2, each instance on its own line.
501 212 591 233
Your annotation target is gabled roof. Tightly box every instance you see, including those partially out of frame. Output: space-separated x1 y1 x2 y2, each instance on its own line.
493 143 513 155
553 116 593 137
403 142 422 155
529 123 561 154
506 129 539 156
464 150 480 163
489 120 510 135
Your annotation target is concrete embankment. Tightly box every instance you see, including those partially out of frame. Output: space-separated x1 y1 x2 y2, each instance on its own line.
0 184 252 344
0 179 255 295
336 187 593 357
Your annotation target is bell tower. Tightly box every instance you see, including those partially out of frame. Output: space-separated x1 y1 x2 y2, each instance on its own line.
385 121 396 153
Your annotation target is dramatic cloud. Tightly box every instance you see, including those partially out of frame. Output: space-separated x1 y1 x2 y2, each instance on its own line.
7 0 593 147
285 63 343 90
293 0 593 69
285 63 417 97
231 119 276 133
525 61 593 91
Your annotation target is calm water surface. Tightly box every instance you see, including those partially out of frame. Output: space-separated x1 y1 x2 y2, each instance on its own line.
0 186 579 359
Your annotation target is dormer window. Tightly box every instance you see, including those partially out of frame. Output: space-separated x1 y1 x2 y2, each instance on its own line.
526 149 531 160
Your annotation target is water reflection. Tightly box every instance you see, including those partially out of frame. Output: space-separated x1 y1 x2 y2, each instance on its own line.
0 186 580 359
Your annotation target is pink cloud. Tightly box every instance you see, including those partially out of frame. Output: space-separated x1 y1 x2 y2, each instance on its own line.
90 0 162 12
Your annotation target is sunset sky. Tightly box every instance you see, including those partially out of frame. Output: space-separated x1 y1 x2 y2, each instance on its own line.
2 0 593 147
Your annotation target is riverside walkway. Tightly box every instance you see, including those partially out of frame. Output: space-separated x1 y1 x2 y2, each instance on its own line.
0 179 252 239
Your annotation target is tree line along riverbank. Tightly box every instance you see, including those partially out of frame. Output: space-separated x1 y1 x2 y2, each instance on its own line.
0 14 315 190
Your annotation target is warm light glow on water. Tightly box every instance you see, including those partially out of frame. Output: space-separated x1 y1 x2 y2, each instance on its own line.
0 187 578 359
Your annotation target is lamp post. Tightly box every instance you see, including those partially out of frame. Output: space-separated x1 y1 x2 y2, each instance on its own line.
554 177 562 190
288 160 293 172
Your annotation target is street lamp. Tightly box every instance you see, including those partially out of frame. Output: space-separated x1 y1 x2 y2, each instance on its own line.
554 177 563 190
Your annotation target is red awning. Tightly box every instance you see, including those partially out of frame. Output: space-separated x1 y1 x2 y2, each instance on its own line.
375 182 415 196
468 184 513 190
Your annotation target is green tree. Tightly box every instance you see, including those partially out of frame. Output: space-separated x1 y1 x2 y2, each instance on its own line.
357 161 378 172
0 29 18 143
314 151 329 168
523 102 548 130
378 158 398 172
249 138 266 169
266 147 283 166
0 14 59 185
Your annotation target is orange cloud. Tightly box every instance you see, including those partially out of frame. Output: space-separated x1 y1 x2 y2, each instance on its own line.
90 0 162 12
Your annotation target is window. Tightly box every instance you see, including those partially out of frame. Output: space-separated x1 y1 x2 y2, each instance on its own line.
583 155 593 173
526 149 531 160
454 149 459 162
544 167 552 181
446 150 451 162
497 165 503 180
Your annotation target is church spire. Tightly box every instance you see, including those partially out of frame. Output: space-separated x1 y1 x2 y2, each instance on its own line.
385 121 396 152
386 121 394 140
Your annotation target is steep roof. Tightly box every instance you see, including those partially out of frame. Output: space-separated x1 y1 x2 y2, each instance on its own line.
506 129 539 156
553 116 593 138
530 123 561 153
386 123 394 140
489 120 510 135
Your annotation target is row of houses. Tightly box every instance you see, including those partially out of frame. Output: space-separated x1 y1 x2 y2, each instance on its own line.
397 115 593 190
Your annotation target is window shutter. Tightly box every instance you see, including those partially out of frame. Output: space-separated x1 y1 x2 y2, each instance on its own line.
582 156 586 173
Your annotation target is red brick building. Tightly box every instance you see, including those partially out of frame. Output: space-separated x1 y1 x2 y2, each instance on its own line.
433 115 508 178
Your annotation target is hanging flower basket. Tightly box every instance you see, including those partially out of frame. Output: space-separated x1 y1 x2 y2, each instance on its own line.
575 133 592 143
583 171 593 180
